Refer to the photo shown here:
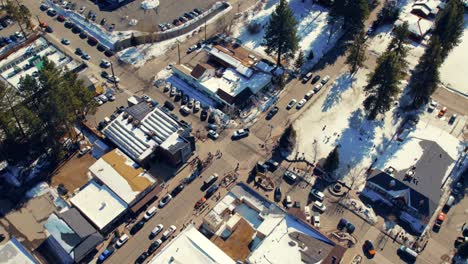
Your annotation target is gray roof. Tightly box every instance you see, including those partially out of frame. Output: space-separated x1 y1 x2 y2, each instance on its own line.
125 102 152 121
73 233 103 262
60 208 96 238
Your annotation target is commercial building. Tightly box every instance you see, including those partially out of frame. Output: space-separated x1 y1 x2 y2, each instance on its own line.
171 44 275 108
70 180 127 232
43 208 103 264
147 225 236 264
102 102 195 166
362 123 461 235
88 149 160 213
0 237 38 264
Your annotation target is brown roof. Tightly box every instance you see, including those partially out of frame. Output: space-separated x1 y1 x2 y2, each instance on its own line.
190 63 214 79
130 184 163 213
213 44 255 67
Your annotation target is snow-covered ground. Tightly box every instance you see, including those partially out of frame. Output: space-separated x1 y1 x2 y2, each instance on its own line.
439 14 468 96
295 69 400 187
231 0 342 69
141 0 159 10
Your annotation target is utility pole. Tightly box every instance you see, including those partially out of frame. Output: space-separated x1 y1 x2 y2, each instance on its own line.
36 15 42 29
204 17 207 42
110 62 119 91
177 40 180 65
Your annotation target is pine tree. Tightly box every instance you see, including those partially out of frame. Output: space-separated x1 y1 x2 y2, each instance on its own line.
409 37 444 107
323 147 339 173
278 124 296 153
432 0 465 59
346 30 367 73
263 0 299 66
294 49 305 71
345 0 369 33
363 50 402 120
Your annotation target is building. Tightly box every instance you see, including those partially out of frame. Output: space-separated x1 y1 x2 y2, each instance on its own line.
70 180 127 232
0 237 38 264
171 44 274 108
362 123 461 235
411 0 443 18
395 15 433 40
43 208 103 264
147 225 236 264
102 102 195 166
88 149 161 213
201 183 346 263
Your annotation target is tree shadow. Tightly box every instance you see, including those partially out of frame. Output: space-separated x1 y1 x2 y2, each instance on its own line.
321 73 355 112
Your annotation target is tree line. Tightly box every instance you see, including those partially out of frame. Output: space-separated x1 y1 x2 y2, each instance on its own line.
0 59 95 163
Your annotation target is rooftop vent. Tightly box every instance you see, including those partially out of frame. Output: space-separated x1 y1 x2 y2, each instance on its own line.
389 180 396 188
406 170 415 178
122 113 129 119
99 202 106 210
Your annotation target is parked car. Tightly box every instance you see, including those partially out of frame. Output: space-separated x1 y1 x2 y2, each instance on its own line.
304 206 311 221
40 4 49 11
200 109 208 121
116 234 129 248
205 184 219 199
296 99 307 109
107 75 120 83
164 101 175 111
265 159 279 171
95 97 103 105
428 99 437 112
106 93 115 101
208 130 219 140
193 101 201 112
266 106 279 120
313 201 326 212
161 225 176 241
61 38 70 45
135 252 149 264
187 45 198 54
313 212 320 227
171 184 185 197
285 195 293 208
304 90 314 100
144 206 159 221
320 75 330 85
180 105 191 115
78 146 91 156
148 239 162 253
142 94 152 103
283 170 298 183
232 128 250 140
79 6 86 13
45 26 53 33
100 59 111 68
302 72 313 83
313 83 323 93
81 53 91 60
448 114 457 125
47 8 57 16
274 187 282 202
203 173 218 189
364 240 376 257
57 15 65 22
97 247 114 263
310 189 325 201
433 212 446 230
158 194 173 208
311 75 321 84
130 220 145 235
75 48 83 56
438 106 447 117
194 197 206 209
149 224 164 239
286 99 297 110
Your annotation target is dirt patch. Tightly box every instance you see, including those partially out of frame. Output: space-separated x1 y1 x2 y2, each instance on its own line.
50 153 96 193
211 218 255 261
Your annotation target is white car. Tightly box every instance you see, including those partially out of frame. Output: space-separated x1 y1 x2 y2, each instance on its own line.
286 99 297 110
162 225 176 240
144 206 159 221
320 75 330 85
61 38 70 45
142 94 152 103
99 94 108 103
428 99 438 112
313 201 326 213
82 53 91 60
313 212 320 228
159 194 172 208
285 195 293 208
94 97 103 105
150 224 164 237
194 101 201 111
296 99 307 109
106 93 115 101
304 206 311 221
107 75 120 83
78 146 91 156
187 45 198 53
310 189 325 201
208 130 219 140
100 59 111 68
180 105 191 115
116 234 129 248
313 83 323 93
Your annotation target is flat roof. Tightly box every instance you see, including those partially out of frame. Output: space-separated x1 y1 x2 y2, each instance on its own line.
89 149 155 204
70 180 127 230
0 237 37 264
0 37 80 89
148 225 235 264
102 106 183 162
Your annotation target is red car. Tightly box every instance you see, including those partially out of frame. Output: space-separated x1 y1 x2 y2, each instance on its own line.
57 15 65 22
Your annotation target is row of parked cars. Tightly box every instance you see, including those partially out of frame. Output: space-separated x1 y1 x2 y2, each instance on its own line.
0 31 24 48
286 74 331 110
166 8 205 30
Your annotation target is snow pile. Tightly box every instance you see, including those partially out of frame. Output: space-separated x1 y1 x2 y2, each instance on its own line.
295 69 399 185
439 14 468 96
141 0 159 10
231 0 342 68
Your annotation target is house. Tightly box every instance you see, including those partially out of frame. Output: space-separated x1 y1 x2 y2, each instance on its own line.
171 44 274 108
362 123 461 235
102 102 195 166
395 15 433 40
70 180 128 233
0 237 39 264
411 0 443 18
43 208 103 264
88 149 162 213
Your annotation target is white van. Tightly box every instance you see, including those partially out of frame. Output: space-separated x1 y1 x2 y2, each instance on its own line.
445 195 455 207
304 206 311 221
144 206 158 221
310 189 325 201
286 195 293 208
284 171 297 182
162 225 177 241
399 245 418 259
304 90 314 100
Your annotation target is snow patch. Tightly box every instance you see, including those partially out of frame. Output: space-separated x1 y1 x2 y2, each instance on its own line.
141 0 159 10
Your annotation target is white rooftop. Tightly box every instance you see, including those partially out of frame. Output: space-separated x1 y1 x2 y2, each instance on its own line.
148 224 235 264
208 46 254 78
70 180 127 230
102 107 182 162
0 237 37 264
0 37 80 89
88 149 155 205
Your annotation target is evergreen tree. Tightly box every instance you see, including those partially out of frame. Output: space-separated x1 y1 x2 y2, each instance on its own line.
278 124 296 153
323 147 339 173
346 30 367 73
294 49 305 70
329 0 347 18
409 37 444 107
457 241 468 259
432 0 465 59
345 0 369 33
263 0 299 66
363 50 402 120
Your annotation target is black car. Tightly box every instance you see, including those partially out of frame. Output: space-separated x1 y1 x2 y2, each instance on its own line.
101 71 109 79
72 26 82 34
75 48 84 56
79 32 87 39
205 184 219 199
45 26 53 33
9 35 17 42
64 21 74 28
100 18 107 26
170 184 185 197
104 50 115 57
274 187 282 202
97 44 106 52
311 75 321 84
265 159 279 171
148 240 161 254
194 8 204 14
200 110 208 121
40 4 49 11
266 106 279 120
181 95 189 105
163 101 175 111
135 252 149 264
130 221 145 235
